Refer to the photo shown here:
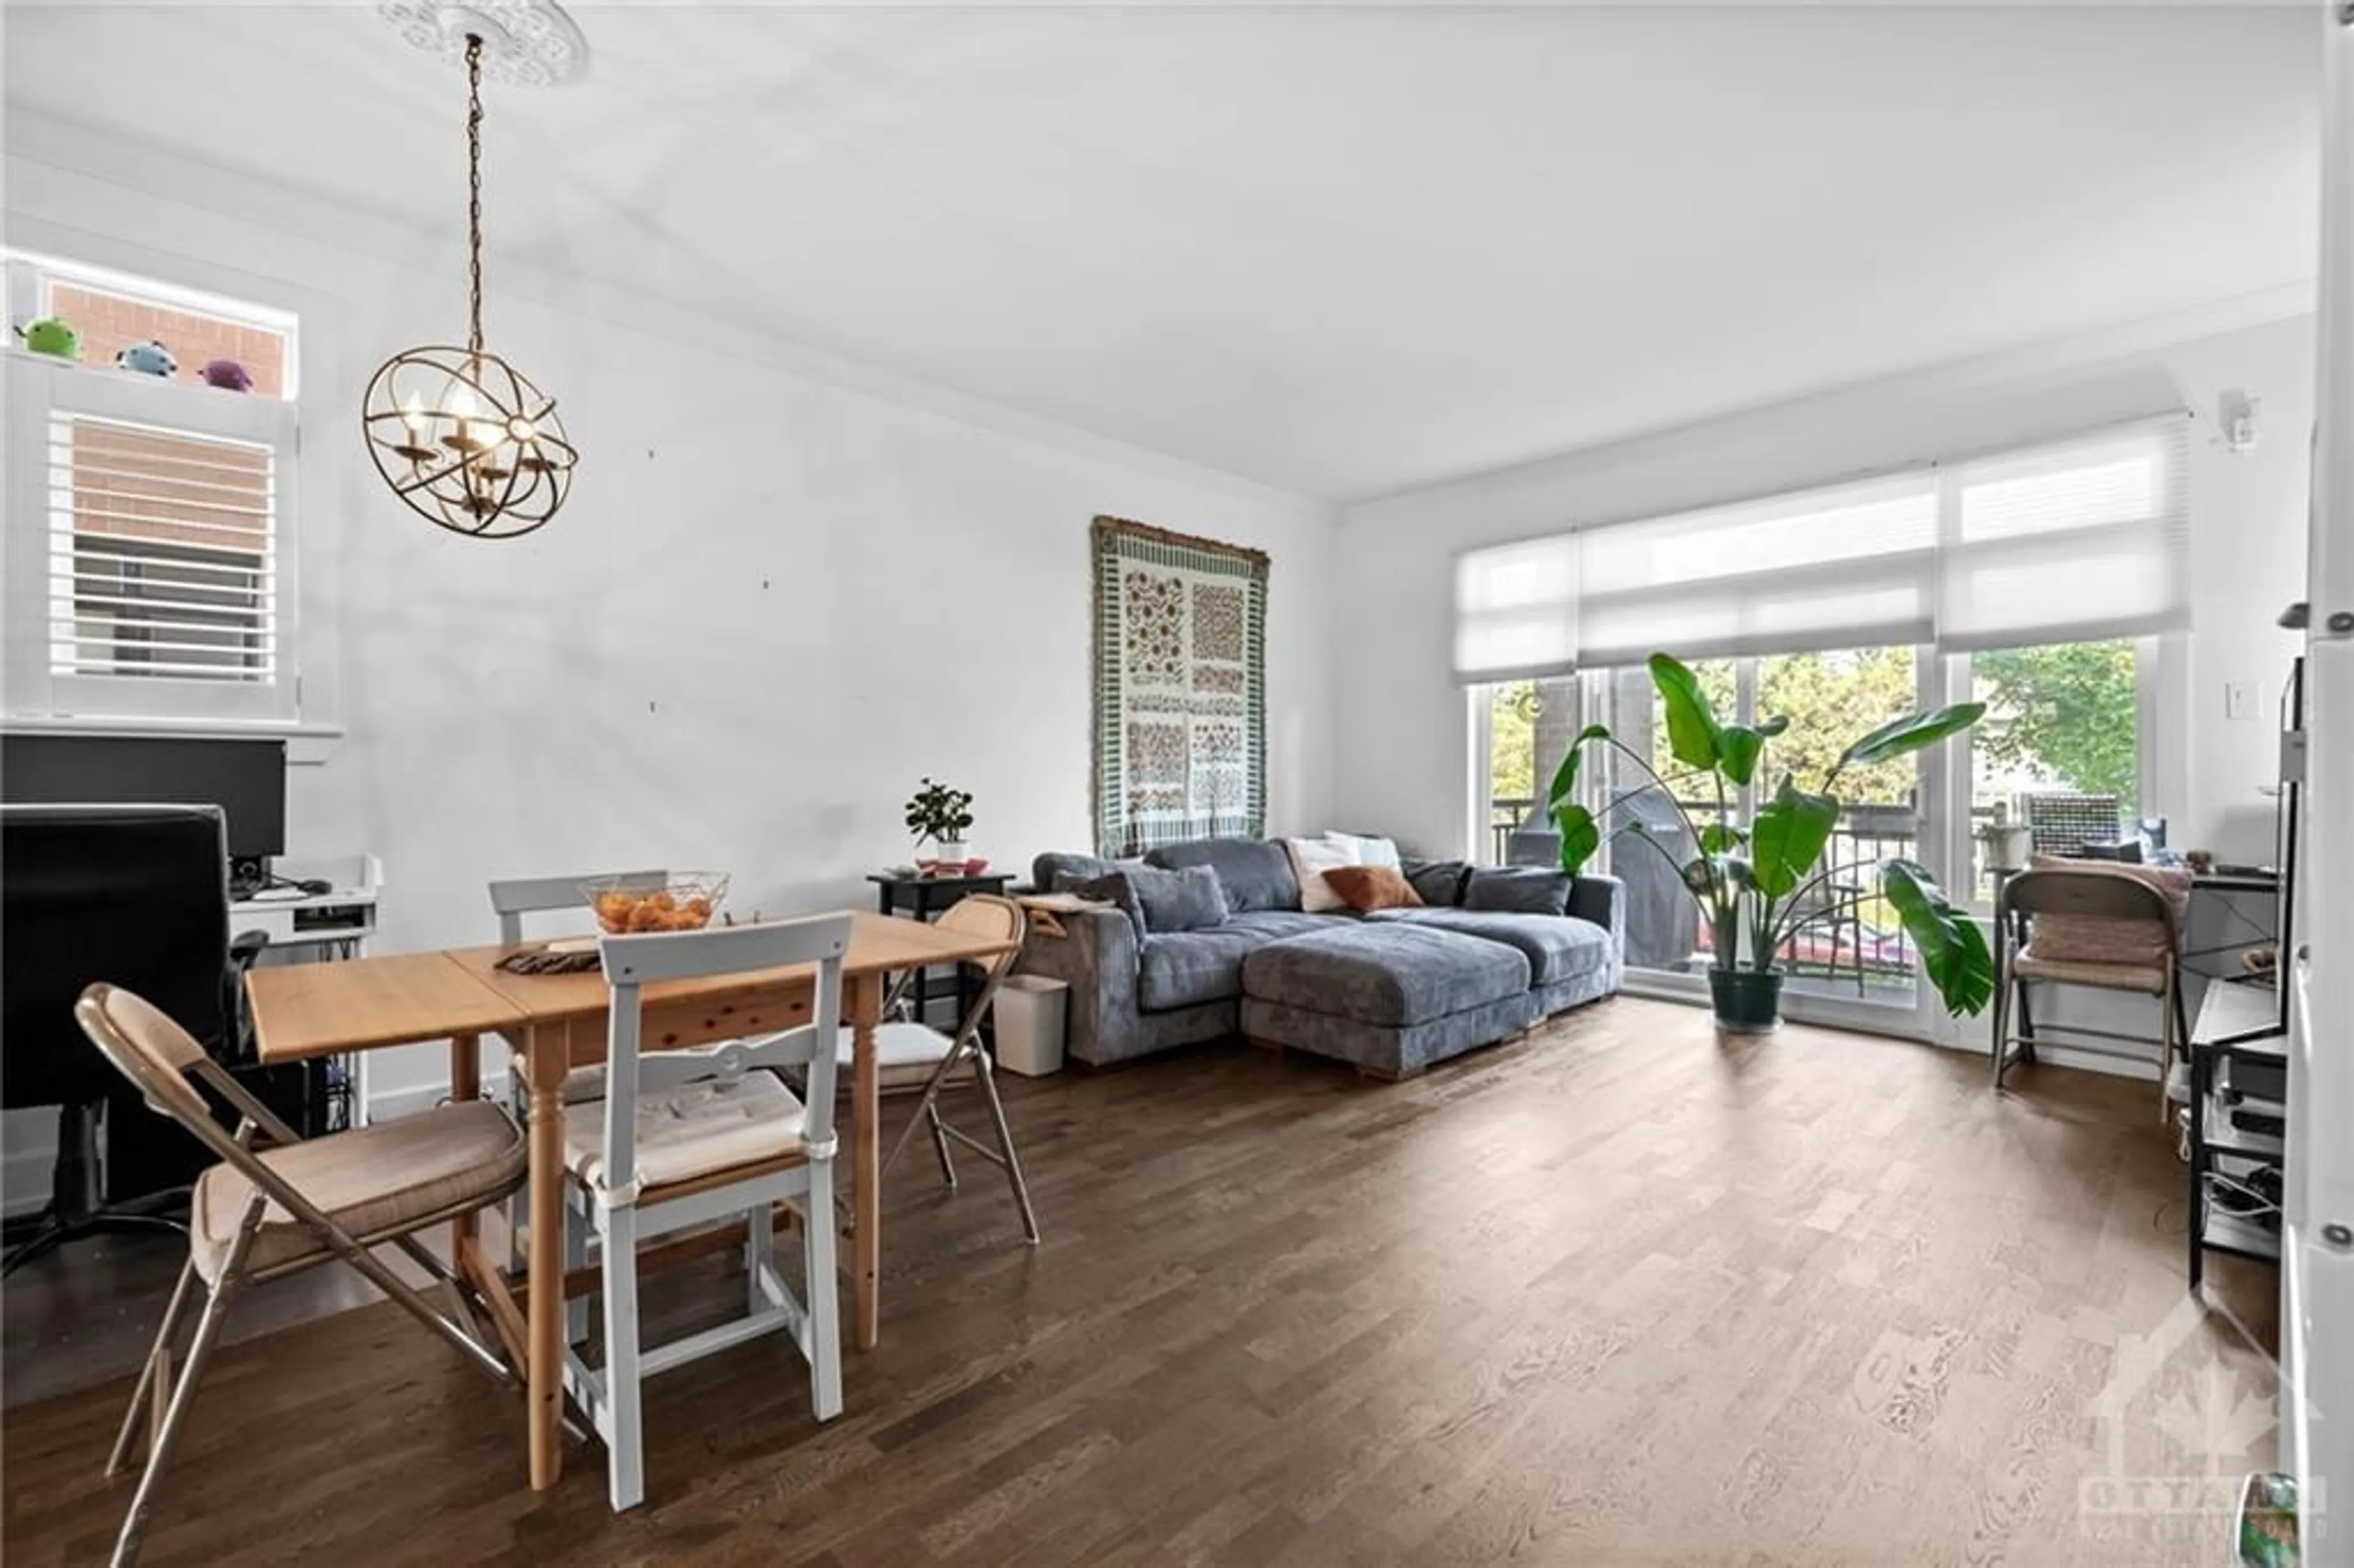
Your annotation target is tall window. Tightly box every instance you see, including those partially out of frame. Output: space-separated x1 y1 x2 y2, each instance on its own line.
1598 647 1926 1007
1966 636 2144 900
1478 676 1579 863
4 254 299 723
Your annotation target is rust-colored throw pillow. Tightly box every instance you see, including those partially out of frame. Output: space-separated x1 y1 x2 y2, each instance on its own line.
1322 864 1424 913
2022 853 2194 965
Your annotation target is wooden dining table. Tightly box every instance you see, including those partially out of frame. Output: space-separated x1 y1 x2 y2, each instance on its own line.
243 908 1019 1492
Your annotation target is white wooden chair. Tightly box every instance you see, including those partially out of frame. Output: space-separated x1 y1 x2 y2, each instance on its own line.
842 894 1039 1244
565 913 851 1512
74 984 525 1566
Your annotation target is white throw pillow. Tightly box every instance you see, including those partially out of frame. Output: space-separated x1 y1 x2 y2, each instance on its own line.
1285 835 1362 913
1326 832 1402 872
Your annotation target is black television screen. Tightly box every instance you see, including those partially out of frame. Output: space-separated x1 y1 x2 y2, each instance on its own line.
0 735 287 861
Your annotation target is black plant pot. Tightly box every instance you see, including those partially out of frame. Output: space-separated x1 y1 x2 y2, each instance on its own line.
1708 967 1784 1033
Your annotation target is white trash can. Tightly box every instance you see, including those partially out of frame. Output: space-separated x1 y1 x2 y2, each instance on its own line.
994 974 1068 1076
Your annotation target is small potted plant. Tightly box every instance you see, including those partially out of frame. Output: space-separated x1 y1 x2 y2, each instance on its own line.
904 777 975 870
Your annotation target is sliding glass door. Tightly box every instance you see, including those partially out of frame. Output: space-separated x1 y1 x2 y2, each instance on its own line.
1591 645 1949 1033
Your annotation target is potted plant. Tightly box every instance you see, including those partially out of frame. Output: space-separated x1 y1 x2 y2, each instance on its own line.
904 777 975 869
1547 653 1996 1032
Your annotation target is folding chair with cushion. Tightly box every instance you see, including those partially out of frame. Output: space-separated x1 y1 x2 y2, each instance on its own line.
1989 862 2193 1118
72 984 526 1568
563 913 851 1512
840 894 1038 1245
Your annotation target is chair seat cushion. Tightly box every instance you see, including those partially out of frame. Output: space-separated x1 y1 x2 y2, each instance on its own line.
836 1021 965 1092
191 1100 525 1284
563 1072 808 1193
2014 944 2167 994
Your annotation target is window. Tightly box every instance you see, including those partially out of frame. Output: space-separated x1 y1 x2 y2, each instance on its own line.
1965 636 2146 902
5 254 299 725
1477 676 1580 863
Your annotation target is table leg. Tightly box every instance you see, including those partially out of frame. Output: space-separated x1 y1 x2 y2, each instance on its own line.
449 1034 480 1255
524 1026 568 1491
850 969 882 1352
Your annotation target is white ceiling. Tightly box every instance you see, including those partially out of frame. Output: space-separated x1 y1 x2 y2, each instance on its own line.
2 4 2323 501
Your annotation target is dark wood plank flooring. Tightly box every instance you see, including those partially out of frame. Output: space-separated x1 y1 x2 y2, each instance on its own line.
1 999 2277 1566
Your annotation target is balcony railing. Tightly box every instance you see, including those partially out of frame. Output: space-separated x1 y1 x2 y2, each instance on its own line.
1488 794 1994 994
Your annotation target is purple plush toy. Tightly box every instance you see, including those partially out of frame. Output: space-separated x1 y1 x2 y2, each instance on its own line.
198 358 254 393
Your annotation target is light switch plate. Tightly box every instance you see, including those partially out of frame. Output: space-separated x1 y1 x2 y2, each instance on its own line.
2225 680 2259 720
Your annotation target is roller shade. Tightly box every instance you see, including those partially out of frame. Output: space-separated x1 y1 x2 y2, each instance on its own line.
1453 535 1579 682
1450 414 2192 682
1934 419 2190 651
1577 473 1938 667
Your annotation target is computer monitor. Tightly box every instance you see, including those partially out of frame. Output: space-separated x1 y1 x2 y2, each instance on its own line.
0 736 287 863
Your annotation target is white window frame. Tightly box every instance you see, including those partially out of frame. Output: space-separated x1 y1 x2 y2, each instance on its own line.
3 254 302 728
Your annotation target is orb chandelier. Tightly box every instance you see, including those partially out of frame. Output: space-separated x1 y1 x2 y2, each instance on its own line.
363 25 579 539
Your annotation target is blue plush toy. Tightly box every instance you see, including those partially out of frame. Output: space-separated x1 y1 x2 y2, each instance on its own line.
115 340 177 377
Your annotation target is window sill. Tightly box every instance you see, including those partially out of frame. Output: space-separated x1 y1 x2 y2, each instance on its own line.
2 714 343 740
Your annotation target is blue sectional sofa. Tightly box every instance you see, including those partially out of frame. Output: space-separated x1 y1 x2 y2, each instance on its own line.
1018 836 1623 1077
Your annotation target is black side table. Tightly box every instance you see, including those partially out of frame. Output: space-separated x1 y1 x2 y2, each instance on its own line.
868 871 1014 1030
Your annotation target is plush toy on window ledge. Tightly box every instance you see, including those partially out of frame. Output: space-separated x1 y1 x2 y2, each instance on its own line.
13 316 80 360
115 340 177 377
198 358 254 392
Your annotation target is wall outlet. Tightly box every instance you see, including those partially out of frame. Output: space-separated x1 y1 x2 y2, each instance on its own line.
2225 680 2259 721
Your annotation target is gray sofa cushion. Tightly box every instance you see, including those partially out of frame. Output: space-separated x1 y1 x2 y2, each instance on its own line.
1372 908 1612 988
1400 856 1472 908
1138 928 1261 1011
1076 864 1230 938
1035 851 1120 891
1243 924 1531 1027
1463 866 1572 916
1221 910 1343 941
1134 909 1344 1012
1145 837 1301 913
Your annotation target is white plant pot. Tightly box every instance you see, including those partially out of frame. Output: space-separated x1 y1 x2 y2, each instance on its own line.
935 840 968 868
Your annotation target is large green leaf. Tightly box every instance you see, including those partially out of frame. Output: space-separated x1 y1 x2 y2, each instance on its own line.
1545 723 1614 808
1648 653 1723 772
1552 801 1602 873
1748 776 1838 897
1834 702 1987 779
1697 823 1747 854
1881 858 1995 1017
1714 715 1788 787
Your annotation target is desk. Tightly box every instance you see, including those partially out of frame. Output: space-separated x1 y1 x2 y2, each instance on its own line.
245 910 1017 1493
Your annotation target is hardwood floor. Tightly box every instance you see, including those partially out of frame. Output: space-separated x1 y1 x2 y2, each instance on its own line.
1 998 2277 1566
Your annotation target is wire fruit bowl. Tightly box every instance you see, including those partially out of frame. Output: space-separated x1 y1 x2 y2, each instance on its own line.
583 873 730 934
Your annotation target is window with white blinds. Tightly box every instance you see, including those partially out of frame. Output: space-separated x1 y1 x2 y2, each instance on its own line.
51 414 277 684
1450 414 2190 682
4 254 300 725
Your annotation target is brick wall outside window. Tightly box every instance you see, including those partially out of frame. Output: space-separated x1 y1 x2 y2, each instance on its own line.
48 283 287 397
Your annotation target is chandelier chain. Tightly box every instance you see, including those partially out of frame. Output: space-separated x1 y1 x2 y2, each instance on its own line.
465 32 485 354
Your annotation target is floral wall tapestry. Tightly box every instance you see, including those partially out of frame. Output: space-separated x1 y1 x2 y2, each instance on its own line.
1091 516 1270 855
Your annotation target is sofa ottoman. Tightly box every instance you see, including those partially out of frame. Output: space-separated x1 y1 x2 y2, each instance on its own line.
1240 923 1539 1079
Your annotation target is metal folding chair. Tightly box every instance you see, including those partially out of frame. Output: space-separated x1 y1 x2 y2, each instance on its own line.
1989 867 2192 1119
72 984 525 1567
845 894 1039 1245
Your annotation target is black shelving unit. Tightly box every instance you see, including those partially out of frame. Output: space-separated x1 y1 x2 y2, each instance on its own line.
2186 979 2287 1288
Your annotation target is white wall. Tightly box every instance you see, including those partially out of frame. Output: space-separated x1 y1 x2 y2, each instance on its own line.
1332 305 2317 869
2 117 1336 1128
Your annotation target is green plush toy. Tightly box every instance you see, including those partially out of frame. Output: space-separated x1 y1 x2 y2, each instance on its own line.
14 316 80 360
